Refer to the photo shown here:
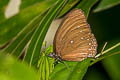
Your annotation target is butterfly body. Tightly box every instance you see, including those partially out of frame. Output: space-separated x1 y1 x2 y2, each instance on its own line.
53 9 97 61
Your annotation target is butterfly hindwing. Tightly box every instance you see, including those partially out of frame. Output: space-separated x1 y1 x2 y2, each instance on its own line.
53 9 97 61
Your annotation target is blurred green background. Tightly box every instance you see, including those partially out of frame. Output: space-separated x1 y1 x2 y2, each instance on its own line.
0 0 120 80
85 4 120 80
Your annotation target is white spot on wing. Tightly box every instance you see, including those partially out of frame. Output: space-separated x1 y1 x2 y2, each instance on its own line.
70 40 74 43
87 39 89 40
77 26 80 28
89 43 91 45
80 37 83 40
88 48 91 51
80 30 82 32
88 54 92 57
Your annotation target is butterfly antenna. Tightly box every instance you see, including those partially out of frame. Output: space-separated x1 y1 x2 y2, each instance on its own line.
95 42 108 58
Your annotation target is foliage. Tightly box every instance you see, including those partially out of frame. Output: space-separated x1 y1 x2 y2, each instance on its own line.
94 0 120 12
0 53 39 80
0 0 120 80
37 44 54 80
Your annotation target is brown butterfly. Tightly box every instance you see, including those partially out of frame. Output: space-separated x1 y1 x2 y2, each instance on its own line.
49 9 97 62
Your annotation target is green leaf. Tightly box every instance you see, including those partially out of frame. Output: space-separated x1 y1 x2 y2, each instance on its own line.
20 0 44 10
45 45 55 73
57 0 80 18
90 41 120 66
84 66 109 80
94 0 120 12
0 53 39 80
88 6 120 66
0 0 56 46
24 0 68 67
38 54 50 80
101 41 120 80
0 0 79 46
102 54 120 80
76 0 98 18
50 0 98 80
0 0 9 23
89 41 120 79
65 59 90 80
37 46 54 80
50 59 90 80
45 57 50 80
85 6 120 80
1 11 46 58
37 55 44 79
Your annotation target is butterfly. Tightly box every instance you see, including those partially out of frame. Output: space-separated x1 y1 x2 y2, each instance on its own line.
49 9 97 62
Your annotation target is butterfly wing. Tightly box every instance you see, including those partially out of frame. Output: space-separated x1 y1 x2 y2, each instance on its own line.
53 9 97 61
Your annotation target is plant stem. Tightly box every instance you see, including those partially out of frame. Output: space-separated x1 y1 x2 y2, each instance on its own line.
89 42 120 66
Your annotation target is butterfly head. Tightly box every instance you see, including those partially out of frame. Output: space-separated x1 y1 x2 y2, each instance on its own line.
48 53 63 62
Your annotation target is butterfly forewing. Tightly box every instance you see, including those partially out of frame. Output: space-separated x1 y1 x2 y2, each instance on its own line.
54 9 97 61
